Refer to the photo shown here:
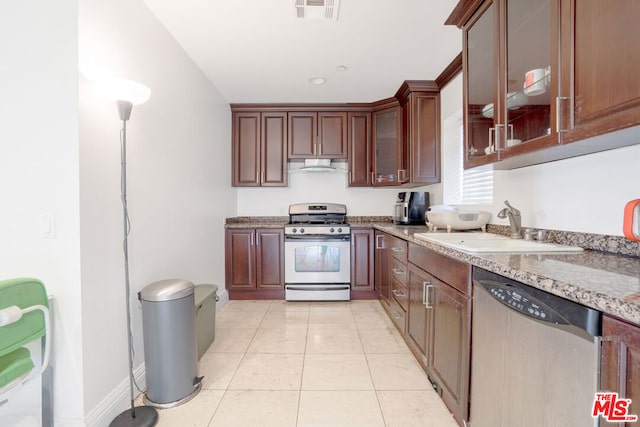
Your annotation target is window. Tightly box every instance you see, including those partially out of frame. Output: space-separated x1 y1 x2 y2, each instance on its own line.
442 113 493 205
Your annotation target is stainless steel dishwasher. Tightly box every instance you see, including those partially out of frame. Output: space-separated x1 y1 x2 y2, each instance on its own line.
470 267 601 427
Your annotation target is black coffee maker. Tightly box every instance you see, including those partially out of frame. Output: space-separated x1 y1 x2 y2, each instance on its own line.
393 192 430 225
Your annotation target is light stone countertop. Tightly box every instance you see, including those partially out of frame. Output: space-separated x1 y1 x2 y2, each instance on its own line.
375 223 640 326
224 216 640 325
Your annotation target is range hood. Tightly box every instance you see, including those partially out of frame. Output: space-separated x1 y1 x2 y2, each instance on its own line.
297 158 337 172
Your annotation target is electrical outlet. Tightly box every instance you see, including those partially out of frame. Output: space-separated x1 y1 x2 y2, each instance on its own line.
40 213 56 239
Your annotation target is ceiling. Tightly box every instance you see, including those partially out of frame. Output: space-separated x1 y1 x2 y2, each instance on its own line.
141 0 462 104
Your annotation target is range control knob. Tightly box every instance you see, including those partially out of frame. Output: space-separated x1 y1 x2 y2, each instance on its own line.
292 228 297 233
300 228 305 233
330 228 335 233
337 228 343 233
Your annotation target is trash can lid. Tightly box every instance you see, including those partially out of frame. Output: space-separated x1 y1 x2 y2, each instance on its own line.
140 279 194 302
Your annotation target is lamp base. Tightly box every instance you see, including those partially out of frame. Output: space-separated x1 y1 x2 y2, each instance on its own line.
110 405 159 427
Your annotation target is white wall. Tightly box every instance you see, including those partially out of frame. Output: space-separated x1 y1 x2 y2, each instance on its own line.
237 165 440 216
438 75 640 236
79 0 234 423
0 0 85 425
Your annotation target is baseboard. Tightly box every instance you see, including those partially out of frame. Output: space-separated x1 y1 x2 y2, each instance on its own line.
85 363 146 427
216 288 229 309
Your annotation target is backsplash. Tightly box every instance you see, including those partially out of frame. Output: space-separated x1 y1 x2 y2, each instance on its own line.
224 216 640 258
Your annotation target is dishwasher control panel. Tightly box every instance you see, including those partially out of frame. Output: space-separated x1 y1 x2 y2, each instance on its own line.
488 285 565 324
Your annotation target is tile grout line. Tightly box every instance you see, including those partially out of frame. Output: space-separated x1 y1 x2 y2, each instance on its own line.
353 302 389 426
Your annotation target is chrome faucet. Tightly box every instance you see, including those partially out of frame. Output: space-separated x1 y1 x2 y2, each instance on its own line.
497 200 522 239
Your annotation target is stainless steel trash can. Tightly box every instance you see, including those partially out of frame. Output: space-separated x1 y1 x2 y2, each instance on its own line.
139 279 201 408
194 284 218 360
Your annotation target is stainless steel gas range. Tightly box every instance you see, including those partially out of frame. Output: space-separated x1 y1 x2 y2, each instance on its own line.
284 203 351 301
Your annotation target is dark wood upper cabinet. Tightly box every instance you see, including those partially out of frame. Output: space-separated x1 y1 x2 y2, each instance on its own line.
288 111 347 159
448 0 640 169
372 99 405 186
396 81 441 184
560 0 640 145
232 112 261 186
288 112 316 158
232 111 287 187
347 112 372 187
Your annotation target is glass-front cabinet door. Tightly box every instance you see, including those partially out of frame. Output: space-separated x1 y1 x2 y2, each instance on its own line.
503 0 557 154
465 1 498 167
464 0 560 168
372 106 405 185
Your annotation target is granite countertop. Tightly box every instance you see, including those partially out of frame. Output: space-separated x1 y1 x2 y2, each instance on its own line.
374 223 640 326
225 216 640 325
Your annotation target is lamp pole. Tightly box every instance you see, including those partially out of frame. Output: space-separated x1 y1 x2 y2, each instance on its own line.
109 86 158 427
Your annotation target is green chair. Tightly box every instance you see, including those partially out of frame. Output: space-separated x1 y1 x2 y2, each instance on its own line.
0 278 51 406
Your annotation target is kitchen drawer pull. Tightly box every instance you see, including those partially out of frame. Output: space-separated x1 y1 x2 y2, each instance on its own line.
392 267 405 276
425 284 434 308
391 310 403 320
390 247 404 253
375 234 383 249
392 289 406 298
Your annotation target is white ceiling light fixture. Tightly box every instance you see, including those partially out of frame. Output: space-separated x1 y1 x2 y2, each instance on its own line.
295 0 341 20
308 76 327 85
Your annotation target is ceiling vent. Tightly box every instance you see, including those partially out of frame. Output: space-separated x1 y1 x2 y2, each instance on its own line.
295 0 341 21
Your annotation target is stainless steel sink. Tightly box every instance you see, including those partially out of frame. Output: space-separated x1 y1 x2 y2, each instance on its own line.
413 232 583 253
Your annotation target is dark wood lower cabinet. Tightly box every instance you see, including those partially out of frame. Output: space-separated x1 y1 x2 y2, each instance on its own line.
407 263 430 366
428 275 470 427
601 314 640 427
404 242 471 426
350 228 376 299
225 228 284 299
374 231 392 305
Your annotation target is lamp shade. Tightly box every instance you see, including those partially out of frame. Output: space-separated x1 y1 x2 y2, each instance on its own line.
101 78 151 105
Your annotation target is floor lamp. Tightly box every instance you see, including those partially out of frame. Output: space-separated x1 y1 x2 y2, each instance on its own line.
104 79 159 427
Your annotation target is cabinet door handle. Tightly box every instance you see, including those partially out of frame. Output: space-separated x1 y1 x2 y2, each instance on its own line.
495 123 504 153
371 172 375 184
318 143 322 156
250 233 254 246
261 171 265 184
488 127 495 154
556 96 570 133
255 232 260 246
375 235 383 249
425 283 434 308
397 169 409 183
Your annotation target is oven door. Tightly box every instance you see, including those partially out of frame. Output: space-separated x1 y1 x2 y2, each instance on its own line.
284 238 351 284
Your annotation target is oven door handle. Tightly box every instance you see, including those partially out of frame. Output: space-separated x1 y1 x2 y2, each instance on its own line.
285 286 351 291
284 236 350 242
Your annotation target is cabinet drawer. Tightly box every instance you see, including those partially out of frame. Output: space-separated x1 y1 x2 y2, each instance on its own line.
387 294 407 334
408 243 471 295
391 276 408 310
388 235 408 263
390 257 407 284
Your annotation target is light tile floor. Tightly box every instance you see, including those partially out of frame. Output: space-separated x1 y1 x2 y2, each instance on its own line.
150 299 458 427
